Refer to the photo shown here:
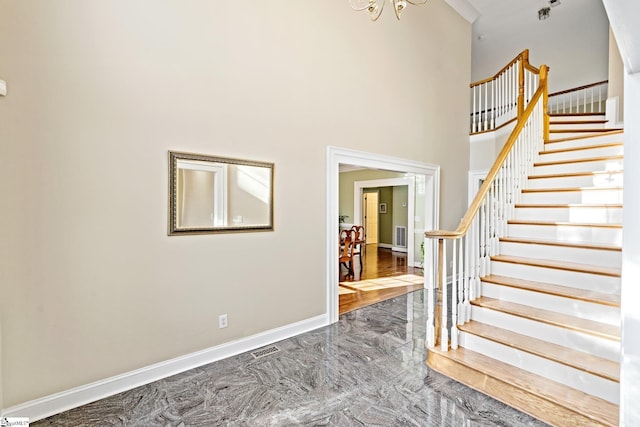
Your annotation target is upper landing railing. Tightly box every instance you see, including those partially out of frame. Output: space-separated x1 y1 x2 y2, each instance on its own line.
470 50 540 134
548 80 608 114
426 55 549 351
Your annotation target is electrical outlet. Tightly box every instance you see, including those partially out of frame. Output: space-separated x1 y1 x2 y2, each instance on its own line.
218 314 228 329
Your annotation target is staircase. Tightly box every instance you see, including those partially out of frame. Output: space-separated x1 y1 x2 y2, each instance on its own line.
427 113 624 426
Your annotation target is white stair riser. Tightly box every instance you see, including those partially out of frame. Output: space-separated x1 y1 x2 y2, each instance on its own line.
549 131 616 139
544 133 624 150
459 332 619 404
499 241 622 268
507 223 622 246
481 282 620 325
471 305 620 361
549 122 608 130
526 173 623 189
490 261 620 293
533 159 624 175
538 146 624 163
513 207 623 223
549 115 605 123
520 190 623 204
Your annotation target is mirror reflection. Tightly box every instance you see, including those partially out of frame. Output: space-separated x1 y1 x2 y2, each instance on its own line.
169 151 274 234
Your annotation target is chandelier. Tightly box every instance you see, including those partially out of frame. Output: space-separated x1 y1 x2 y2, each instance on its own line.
349 0 428 21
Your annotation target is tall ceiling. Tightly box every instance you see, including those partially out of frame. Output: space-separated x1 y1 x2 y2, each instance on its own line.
467 0 610 92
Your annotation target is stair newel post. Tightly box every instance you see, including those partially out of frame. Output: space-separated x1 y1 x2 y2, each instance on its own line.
451 238 459 349
425 236 436 348
517 50 527 119
440 238 449 352
541 65 550 143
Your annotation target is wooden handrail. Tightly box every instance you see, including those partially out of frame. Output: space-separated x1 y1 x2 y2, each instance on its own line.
427 65 549 240
549 80 608 97
470 49 539 88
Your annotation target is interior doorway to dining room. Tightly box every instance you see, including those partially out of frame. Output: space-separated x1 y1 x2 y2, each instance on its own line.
328 147 440 322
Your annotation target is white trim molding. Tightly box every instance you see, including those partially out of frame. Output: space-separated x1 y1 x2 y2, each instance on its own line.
606 96 624 128
2 314 328 422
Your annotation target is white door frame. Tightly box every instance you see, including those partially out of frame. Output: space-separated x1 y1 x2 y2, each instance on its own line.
326 146 440 323
353 177 415 258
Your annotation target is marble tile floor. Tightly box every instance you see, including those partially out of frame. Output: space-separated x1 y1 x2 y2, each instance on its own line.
34 290 549 426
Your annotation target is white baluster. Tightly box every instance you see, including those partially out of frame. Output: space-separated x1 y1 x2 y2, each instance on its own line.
472 86 477 133
451 239 459 349
426 237 435 348
484 82 488 131
598 85 602 113
468 218 476 303
463 233 470 321
500 71 505 123
458 237 465 324
491 80 495 129
441 239 448 352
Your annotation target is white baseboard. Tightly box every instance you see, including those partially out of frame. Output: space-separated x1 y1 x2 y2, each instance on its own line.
391 247 408 253
378 243 393 249
2 314 329 422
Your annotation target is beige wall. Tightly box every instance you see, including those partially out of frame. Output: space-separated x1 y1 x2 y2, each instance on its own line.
338 169 405 226
608 27 625 122
0 0 471 408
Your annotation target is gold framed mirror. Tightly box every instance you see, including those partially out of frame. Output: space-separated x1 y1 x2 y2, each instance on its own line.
168 151 274 235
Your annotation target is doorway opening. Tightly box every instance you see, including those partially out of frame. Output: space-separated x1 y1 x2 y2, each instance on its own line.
363 190 379 245
327 147 440 323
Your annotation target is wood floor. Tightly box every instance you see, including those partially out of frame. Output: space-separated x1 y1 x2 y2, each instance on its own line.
339 245 424 315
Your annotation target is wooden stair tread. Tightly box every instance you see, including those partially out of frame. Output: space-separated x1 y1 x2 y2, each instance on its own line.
549 120 608 125
491 254 621 277
427 346 619 426
534 155 623 167
540 142 623 155
522 186 622 193
500 236 621 252
546 129 624 144
528 170 623 180
460 320 620 381
550 128 623 133
508 219 622 229
514 203 623 209
548 113 606 117
471 297 620 340
482 274 620 306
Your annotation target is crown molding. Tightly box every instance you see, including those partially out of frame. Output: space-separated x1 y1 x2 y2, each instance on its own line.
445 0 480 24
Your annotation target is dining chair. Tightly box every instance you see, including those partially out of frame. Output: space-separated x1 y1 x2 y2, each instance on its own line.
350 225 365 271
339 234 355 278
